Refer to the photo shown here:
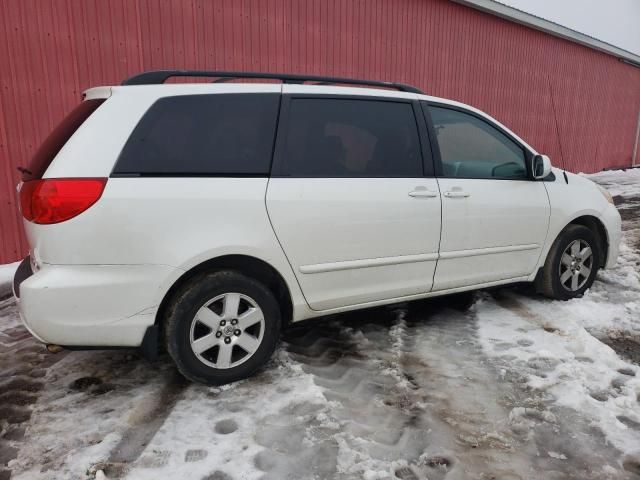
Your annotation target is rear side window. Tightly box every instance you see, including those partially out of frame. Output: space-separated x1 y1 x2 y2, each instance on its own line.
22 99 105 181
114 94 280 176
280 98 422 177
428 106 526 180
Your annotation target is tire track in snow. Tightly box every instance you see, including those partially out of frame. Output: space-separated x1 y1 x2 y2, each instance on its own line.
279 315 420 479
269 298 627 479
281 296 636 479
8 346 181 479
0 297 66 480
97 368 189 478
394 301 543 480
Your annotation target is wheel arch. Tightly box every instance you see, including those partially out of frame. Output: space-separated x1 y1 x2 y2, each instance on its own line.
566 215 608 268
535 214 608 298
155 254 294 331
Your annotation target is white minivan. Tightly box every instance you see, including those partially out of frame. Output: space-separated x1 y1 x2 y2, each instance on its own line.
14 70 621 385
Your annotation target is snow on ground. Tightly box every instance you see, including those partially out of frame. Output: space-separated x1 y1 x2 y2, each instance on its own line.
1 170 640 479
475 169 640 474
0 262 19 286
477 293 640 461
0 261 19 299
585 169 640 198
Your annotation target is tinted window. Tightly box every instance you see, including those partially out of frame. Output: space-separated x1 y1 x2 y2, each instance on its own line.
23 99 104 181
114 94 279 175
428 106 526 179
281 98 422 177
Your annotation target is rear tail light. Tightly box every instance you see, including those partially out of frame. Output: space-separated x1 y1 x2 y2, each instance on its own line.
20 178 107 224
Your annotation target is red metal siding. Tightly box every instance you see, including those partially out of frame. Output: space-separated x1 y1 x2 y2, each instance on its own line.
1 0 639 263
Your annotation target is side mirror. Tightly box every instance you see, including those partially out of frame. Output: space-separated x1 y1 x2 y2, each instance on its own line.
532 154 552 180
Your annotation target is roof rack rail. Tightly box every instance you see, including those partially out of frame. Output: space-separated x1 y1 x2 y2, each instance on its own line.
121 70 424 94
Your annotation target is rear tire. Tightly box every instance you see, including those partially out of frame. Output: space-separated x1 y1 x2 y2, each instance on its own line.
163 270 281 385
540 225 600 300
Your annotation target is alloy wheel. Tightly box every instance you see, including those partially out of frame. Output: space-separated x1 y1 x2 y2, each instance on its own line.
558 239 593 292
189 293 265 369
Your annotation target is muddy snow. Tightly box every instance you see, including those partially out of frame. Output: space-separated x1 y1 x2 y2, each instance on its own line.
1 170 640 480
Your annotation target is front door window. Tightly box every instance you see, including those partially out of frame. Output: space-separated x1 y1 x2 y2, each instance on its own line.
428 106 527 180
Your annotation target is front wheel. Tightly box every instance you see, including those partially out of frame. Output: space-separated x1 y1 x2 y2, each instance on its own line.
164 270 281 385
540 224 601 300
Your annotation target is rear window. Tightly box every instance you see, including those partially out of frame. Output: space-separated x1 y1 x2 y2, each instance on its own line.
113 93 280 176
22 99 105 181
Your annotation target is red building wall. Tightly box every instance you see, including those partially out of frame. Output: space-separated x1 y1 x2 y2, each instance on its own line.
1 0 639 264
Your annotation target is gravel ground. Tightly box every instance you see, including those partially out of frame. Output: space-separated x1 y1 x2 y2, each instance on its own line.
1 170 639 480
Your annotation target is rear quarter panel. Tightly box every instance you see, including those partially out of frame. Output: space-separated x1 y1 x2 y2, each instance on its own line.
25 177 307 317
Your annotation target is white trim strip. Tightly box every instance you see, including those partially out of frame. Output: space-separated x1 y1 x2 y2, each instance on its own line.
299 244 539 274
299 253 439 274
439 243 539 260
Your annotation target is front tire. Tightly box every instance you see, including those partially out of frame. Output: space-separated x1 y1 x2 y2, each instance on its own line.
540 224 601 300
163 270 281 385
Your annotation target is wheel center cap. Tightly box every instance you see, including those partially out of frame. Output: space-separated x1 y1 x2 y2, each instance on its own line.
223 326 234 336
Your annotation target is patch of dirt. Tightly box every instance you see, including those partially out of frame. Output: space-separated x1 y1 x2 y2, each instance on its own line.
69 376 103 391
601 333 640 365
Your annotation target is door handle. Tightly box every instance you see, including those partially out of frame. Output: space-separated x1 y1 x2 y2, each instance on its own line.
408 187 438 198
443 190 470 198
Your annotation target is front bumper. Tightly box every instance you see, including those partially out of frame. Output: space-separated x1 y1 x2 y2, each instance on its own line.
14 261 179 347
602 203 622 269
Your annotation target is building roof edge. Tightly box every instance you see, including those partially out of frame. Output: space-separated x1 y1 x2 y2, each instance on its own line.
452 0 640 67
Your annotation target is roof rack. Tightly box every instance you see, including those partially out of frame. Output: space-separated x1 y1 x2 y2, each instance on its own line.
121 70 424 94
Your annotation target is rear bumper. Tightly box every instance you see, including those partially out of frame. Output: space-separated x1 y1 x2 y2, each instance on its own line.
12 256 33 299
14 262 179 347
12 257 47 343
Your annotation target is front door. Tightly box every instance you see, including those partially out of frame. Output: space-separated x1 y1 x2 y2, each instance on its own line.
424 103 550 291
266 93 442 310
